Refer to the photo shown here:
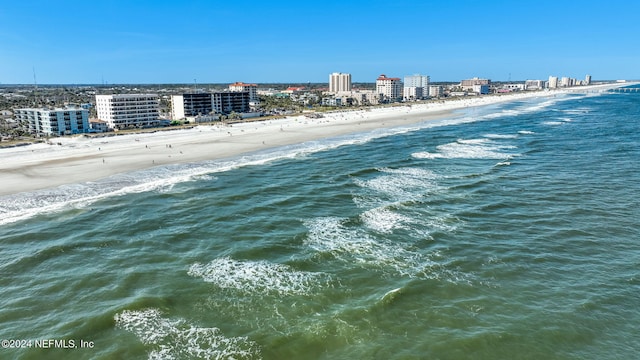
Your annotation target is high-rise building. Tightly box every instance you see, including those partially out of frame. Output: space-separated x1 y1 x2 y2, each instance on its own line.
585 74 592 85
404 74 430 98
96 94 159 129
212 92 250 114
171 93 213 120
548 76 559 89
376 74 402 102
171 91 250 120
15 107 89 136
403 86 423 101
560 77 571 87
329 73 352 93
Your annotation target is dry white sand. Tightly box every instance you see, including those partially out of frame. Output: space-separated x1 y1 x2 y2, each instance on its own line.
0 83 629 196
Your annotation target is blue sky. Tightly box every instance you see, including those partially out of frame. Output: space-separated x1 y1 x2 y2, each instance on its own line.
1 0 639 84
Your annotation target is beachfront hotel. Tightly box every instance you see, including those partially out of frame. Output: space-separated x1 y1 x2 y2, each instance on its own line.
96 94 160 129
15 106 89 136
329 73 352 93
376 74 403 102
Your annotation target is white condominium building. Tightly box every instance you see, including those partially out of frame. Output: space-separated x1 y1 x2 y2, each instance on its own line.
403 86 423 101
376 74 402 101
329 73 352 93
96 94 159 129
404 74 430 98
548 76 558 89
15 107 89 136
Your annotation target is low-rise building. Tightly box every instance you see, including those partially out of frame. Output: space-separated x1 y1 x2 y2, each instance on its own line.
428 85 443 98
525 80 545 90
461 77 491 91
89 119 109 133
472 84 490 94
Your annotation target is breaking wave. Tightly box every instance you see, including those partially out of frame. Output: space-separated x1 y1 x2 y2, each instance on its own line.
114 308 260 360
188 257 331 296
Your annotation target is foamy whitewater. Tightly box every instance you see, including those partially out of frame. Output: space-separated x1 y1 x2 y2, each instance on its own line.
1 88 639 359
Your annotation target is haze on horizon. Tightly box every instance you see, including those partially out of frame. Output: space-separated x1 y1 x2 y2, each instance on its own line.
1 0 639 84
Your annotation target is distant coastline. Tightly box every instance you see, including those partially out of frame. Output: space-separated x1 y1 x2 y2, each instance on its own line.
0 82 633 196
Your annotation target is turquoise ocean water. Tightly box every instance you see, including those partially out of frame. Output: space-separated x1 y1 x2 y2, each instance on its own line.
1 89 639 359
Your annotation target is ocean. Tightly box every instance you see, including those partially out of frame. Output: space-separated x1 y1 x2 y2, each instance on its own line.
1 89 639 359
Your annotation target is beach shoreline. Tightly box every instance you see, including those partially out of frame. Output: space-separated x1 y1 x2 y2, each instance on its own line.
0 83 631 196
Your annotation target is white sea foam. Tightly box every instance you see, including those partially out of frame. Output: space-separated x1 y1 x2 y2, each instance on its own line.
114 308 260 360
303 217 470 282
188 257 329 296
483 133 519 139
360 207 412 233
518 130 535 135
352 167 440 206
411 152 443 159
303 217 422 275
412 138 518 160
543 121 564 126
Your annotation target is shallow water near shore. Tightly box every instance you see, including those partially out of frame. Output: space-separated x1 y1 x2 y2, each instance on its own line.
1 90 639 359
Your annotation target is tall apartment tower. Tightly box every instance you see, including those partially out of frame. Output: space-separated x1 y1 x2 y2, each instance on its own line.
96 94 159 129
329 73 352 93
404 74 430 98
585 74 592 85
548 76 559 89
376 74 402 102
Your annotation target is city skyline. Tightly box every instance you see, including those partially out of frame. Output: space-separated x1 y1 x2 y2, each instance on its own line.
1 0 639 84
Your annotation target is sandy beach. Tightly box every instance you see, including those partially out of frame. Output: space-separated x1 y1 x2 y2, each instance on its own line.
0 83 629 196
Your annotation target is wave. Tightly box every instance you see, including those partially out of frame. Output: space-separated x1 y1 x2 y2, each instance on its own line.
188 257 330 296
352 167 440 207
412 138 519 160
114 308 261 359
303 217 470 283
0 93 597 225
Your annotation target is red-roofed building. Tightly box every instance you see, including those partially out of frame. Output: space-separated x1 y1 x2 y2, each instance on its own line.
376 74 403 102
229 81 258 102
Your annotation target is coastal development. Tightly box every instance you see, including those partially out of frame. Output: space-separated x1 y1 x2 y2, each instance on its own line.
0 76 631 196
1 73 602 139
